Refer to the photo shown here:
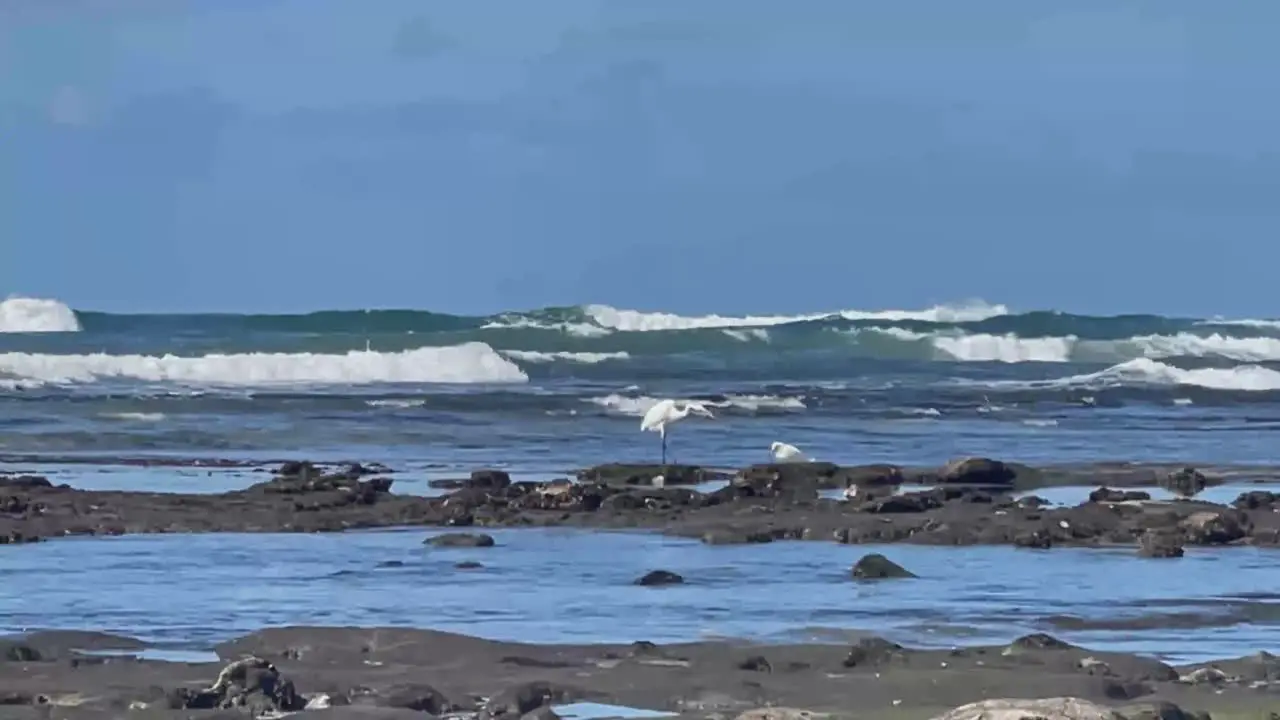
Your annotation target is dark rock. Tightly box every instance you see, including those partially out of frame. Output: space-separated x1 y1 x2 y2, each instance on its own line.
629 641 659 656
861 490 942 514
0 643 41 662
522 706 562 720
455 561 484 570
851 553 916 579
701 529 774 545
481 681 579 720
277 460 316 478
1008 633 1073 651
731 464 823 499
0 476 52 490
1100 678 1153 700
169 657 304 713
1121 701 1214 720
844 464 907 488
425 532 496 548
0 691 37 705
937 457 1015 487
578 464 710 486
1090 487 1152 503
1180 509 1249 544
736 655 772 672
383 684 452 714
1161 467 1208 498
842 637 906 668
468 469 512 490
1138 531 1185 558
635 570 684 586
1234 490 1280 510
428 479 466 490
1013 529 1052 549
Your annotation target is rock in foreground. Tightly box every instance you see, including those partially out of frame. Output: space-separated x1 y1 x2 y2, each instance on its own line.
0 627 1251 719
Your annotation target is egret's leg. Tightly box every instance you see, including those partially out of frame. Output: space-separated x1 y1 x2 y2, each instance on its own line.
661 432 667 465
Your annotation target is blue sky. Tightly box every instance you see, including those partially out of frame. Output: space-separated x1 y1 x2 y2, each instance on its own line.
2 1 1277 317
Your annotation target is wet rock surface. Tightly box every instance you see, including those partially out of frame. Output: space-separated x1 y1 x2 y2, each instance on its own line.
0 627 1270 719
4 459 1280 556
850 553 917 579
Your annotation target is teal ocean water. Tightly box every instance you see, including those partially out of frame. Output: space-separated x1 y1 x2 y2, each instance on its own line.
5 295 1280 664
3 295 1280 471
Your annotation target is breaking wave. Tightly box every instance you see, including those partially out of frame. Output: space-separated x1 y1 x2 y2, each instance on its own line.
13 297 1280 366
989 358 1280 393
0 296 81 333
0 342 527 388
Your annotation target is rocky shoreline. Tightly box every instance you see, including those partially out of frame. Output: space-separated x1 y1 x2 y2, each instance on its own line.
2 458 1280 555
2 625 1278 720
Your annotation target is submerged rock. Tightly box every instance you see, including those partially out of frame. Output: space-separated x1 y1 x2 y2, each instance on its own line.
850 553 916 579
937 457 1016 487
635 570 685 586
425 532 496 548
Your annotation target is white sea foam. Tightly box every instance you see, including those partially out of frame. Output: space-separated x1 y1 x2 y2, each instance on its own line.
1197 317 1280 330
932 333 1076 363
589 393 806 416
853 328 1280 364
716 394 807 412
582 300 1008 332
997 358 1280 392
101 412 166 421
501 350 630 364
366 398 427 408
1084 359 1280 391
0 342 527 387
480 317 611 337
1127 333 1280 362
0 296 81 333
721 328 771 342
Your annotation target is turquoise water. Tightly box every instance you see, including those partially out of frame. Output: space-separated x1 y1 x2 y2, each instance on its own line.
7 298 1280 666
2 526 1277 664
7 298 1280 472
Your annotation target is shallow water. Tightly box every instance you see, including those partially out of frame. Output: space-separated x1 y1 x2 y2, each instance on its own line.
1022 482 1280 507
2 527 1277 664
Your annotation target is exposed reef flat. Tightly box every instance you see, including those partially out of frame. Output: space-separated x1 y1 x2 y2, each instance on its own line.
3 459 1280 555
1 627 1278 719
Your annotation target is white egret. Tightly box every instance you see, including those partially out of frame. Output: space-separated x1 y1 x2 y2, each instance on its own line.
640 399 715 464
769 441 809 463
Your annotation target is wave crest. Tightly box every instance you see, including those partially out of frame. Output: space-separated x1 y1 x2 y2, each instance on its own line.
0 296 81 333
0 342 526 387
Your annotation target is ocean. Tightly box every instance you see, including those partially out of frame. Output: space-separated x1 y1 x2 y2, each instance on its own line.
3 294 1280 478
6 294 1280 664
